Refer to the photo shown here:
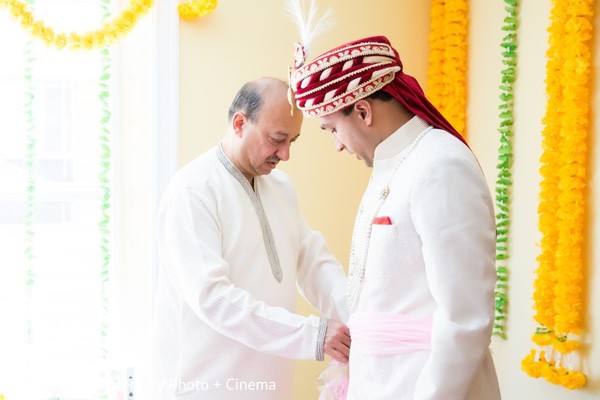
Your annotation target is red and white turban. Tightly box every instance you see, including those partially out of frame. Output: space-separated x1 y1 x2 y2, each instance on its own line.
290 37 399 118
289 35 466 144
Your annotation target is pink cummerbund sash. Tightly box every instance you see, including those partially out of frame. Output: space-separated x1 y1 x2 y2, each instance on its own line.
347 312 432 356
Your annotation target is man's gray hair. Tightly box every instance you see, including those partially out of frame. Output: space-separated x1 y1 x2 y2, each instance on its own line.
228 82 263 122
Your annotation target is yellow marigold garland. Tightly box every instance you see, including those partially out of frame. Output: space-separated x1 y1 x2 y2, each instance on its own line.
427 0 468 138
0 0 154 50
522 0 593 390
178 0 217 20
0 0 217 50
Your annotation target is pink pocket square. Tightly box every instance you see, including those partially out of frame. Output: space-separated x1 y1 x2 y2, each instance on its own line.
372 216 392 225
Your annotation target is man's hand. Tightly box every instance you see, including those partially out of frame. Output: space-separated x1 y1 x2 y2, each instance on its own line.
323 319 351 362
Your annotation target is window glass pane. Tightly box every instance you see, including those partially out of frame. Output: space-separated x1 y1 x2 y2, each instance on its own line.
0 1 124 398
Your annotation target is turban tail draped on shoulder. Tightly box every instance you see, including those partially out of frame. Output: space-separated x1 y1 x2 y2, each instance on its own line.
289 35 466 145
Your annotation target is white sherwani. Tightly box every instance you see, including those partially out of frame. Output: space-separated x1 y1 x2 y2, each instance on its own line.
346 117 500 399
151 145 347 399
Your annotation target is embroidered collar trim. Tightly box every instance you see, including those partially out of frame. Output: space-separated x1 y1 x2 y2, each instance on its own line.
217 144 283 283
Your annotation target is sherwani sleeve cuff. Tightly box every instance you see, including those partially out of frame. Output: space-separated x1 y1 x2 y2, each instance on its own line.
316 317 328 361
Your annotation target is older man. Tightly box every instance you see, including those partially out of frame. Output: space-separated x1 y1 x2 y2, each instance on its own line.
152 77 350 399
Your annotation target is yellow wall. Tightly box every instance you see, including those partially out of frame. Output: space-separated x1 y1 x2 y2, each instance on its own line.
469 1 600 399
180 1 600 399
179 2 430 398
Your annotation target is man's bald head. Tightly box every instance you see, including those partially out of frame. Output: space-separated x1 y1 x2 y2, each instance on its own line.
227 77 290 123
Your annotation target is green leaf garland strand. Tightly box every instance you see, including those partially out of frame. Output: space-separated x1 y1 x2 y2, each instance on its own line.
493 0 519 340
98 0 112 396
23 0 36 351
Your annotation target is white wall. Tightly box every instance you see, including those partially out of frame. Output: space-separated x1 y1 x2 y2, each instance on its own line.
469 1 600 398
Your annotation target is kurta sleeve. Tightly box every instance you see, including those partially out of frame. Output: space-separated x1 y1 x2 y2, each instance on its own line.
294 212 349 324
410 155 496 400
157 176 324 360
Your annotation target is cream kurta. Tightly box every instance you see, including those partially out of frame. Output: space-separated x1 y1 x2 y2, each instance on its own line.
347 117 500 399
151 146 347 399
